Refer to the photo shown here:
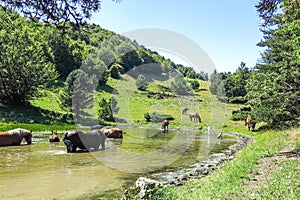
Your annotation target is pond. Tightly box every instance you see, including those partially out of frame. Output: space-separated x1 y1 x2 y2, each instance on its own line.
0 128 239 200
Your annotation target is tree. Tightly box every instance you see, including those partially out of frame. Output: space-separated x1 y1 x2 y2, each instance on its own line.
247 0 300 128
189 79 200 90
0 9 58 104
223 62 250 103
171 74 192 95
98 98 115 122
60 69 96 123
1 0 121 33
135 74 148 90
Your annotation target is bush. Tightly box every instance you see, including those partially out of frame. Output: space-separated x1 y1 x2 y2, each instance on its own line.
189 80 200 90
144 112 174 123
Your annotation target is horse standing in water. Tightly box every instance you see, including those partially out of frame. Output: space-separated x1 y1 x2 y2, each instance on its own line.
161 119 169 132
189 112 201 122
0 128 32 146
49 131 60 142
245 116 256 131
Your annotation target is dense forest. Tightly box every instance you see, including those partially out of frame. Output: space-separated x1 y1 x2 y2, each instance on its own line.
210 0 300 129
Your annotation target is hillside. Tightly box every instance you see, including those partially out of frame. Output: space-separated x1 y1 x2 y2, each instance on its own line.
0 8 211 130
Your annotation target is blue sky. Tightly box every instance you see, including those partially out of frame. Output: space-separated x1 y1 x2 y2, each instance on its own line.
89 0 263 73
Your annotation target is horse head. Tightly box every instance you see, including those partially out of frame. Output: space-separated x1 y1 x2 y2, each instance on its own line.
22 130 32 144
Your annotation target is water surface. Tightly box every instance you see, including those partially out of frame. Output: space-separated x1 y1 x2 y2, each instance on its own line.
0 128 238 199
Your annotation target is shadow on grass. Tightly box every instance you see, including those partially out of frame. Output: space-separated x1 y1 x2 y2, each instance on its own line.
0 102 73 124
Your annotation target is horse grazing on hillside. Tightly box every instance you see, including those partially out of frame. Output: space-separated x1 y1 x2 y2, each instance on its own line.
0 128 32 146
49 131 60 142
161 119 169 131
189 112 201 122
182 108 189 115
62 129 106 153
245 116 256 131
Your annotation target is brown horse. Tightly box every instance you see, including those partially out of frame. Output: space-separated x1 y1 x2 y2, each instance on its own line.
0 128 32 146
245 116 256 131
161 119 169 131
101 127 123 138
49 131 60 142
91 125 123 138
189 112 201 122
182 108 189 114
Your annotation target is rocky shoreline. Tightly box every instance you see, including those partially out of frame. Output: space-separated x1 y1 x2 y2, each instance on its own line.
122 131 251 199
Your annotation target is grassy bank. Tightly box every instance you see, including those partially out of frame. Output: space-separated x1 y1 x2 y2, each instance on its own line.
146 128 300 200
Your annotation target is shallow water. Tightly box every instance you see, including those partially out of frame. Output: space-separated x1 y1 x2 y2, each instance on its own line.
0 128 237 200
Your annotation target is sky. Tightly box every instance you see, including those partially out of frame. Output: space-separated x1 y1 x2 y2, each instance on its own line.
89 0 263 73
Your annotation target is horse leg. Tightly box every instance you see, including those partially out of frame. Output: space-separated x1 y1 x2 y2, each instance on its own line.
63 139 71 153
70 143 77 152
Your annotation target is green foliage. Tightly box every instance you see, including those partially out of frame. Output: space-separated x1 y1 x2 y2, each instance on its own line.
210 62 250 104
171 74 192 95
209 71 225 95
143 112 174 123
1 0 121 34
231 111 251 121
144 112 151 122
136 74 148 90
97 97 119 122
189 79 200 90
109 64 120 79
247 1 300 128
0 9 58 104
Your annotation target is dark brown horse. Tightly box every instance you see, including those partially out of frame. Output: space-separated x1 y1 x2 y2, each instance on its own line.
0 128 32 146
182 108 189 114
245 116 256 131
62 129 106 153
189 112 201 122
161 119 169 131
49 131 60 142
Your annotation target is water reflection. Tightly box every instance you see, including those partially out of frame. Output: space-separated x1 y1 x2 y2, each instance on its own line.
0 128 238 200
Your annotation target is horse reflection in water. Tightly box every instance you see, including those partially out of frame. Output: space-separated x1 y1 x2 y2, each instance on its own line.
0 128 32 146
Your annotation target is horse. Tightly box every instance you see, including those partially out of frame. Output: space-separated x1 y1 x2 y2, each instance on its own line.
182 108 189 115
0 128 32 146
62 129 106 153
189 112 201 122
101 127 123 138
161 119 169 131
49 131 60 142
91 125 123 138
245 116 256 131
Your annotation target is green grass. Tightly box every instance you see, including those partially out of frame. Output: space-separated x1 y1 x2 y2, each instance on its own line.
0 122 75 132
1 72 299 199
144 128 300 200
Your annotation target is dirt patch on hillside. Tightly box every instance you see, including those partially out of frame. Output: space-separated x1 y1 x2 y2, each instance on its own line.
244 130 300 190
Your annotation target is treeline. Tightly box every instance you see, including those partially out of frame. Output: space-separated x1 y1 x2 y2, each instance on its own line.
0 7 207 124
210 0 300 129
0 8 206 101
